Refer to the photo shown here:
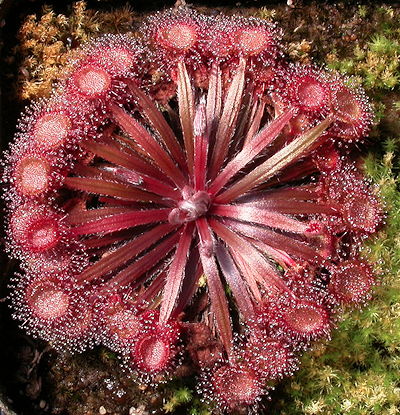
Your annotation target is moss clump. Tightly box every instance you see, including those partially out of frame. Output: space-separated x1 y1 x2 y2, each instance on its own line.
16 1 138 99
326 5 400 91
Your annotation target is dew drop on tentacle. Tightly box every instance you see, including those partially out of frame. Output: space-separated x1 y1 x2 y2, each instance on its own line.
33 112 72 150
72 64 112 98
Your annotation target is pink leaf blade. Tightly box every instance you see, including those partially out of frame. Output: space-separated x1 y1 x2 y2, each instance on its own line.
159 222 195 323
127 80 188 172
71 208 170 236
209 218 288 294
244 98 266 145
83 233 128 250
81 138 164 182
227 250 263 301
223 218 324 263
209 109 293 195
73 163 130 182
177 60 195 174
101 165 179 200
215 243 255 320
257 184 320 201
110 103 187 188
67 206 134 226
172 249 201 319
238 199 337 215
110 230 182 287
249 238 297 268
209 58 247 178
136 270 167 306
211 204 310 235
216 116 333 203
193 98 209 191
78 223 175 282
64 176 165 204
197 219 233 354
206 61 222 138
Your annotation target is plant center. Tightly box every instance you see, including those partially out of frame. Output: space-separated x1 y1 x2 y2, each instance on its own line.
168 186 211 225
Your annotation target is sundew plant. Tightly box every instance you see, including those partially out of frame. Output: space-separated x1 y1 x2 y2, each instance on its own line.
2 7 383 413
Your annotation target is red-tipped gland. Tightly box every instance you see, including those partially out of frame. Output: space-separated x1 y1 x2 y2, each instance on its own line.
295 75 330 112
343 191 382 233
200 27 234 58
33 113 71 150
305 221 325 235
157 22 198 52
313 144 341 172
263 296 332 347
14 156 51 197
282 300 330 336
100 47 135 74
329 260 375 304
333 87 362 122
235 27 272 56
252 65 280 89
130 312 180 375
211 364 263 409
26 217 61 253
320 162 382 233
72 64 112 98
245 334 298 380
82 34 141 77
103 304 141 341
133 334 172 373
331 84 372 140
10 203 63 253
24 251 82 275
11 273 96 352
26 278 70 321
277 66 332 117
62 307 94 340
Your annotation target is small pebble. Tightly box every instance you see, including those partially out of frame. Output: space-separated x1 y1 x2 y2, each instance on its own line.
39 400 46 409
99 406 107 415
129 406 147 415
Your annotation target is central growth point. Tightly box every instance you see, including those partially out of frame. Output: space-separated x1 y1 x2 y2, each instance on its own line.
168 186 211 225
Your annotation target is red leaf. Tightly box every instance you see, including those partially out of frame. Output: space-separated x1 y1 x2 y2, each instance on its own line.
78 223 175 282
177 61 195 174
212 204 310 234
209 109 293 195
216 116 333 203
215 243 255 320
71 208 170 236
110 103 187 188
197 218 233 353
64 177 165 204
160 222 195 323
209 58 246 178
127 80 187 172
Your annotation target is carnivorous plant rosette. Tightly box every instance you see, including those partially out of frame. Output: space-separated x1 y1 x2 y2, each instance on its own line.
3 7 383 412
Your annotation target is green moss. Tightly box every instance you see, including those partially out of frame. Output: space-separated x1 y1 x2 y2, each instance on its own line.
163 387 193 412
326 6 400 91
